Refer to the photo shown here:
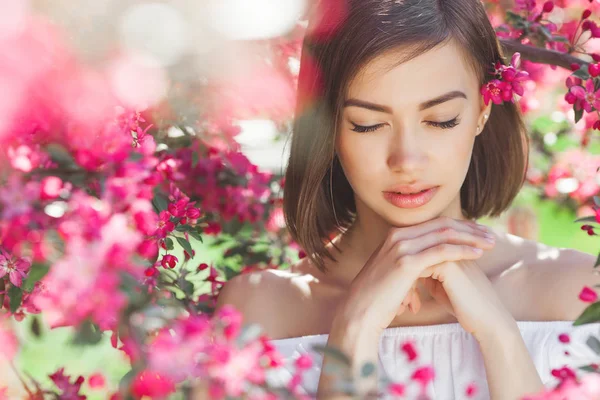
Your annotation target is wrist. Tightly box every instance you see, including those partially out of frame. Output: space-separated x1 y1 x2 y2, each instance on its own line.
475 319 521 349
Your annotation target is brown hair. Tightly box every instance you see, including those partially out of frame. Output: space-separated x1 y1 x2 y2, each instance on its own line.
284 0 529 273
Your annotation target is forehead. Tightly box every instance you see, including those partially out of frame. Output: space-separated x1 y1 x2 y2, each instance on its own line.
346 40 478 107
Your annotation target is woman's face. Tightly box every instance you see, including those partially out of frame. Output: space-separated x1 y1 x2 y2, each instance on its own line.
336 40 492 227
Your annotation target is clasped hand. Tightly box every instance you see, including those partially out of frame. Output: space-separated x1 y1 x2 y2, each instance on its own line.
341 216 517 343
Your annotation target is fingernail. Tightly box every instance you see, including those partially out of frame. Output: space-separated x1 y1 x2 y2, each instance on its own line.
484 236 495 243
471 247 483 254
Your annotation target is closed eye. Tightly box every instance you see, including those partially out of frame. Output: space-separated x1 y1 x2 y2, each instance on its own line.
350 117 460 133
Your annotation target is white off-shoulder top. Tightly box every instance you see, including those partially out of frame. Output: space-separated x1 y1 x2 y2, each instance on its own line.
265 321 600 399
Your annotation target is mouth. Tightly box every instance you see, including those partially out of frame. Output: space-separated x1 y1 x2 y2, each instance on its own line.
382 186 439 209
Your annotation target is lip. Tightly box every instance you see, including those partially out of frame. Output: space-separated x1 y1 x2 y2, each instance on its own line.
383 186 439 209
386 184 438 194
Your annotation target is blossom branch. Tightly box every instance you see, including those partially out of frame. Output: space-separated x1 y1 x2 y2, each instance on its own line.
499 38 589 70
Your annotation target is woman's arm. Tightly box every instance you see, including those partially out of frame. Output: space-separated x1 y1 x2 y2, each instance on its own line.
477 323 544 400
316 312 381 399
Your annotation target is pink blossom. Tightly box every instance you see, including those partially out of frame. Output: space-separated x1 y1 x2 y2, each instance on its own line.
0 249 30 287
579 286 598 302
88 373 105 389
155 210 175 239
130 370 176 400
49 368 86 400
569 79 600 113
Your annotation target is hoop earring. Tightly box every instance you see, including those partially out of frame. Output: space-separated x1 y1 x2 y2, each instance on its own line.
329 159 341 229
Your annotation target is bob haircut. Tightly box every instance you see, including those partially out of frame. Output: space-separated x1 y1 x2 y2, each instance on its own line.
283 0 529 273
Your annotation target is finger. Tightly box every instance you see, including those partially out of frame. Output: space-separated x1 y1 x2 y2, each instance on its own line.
390 216 491 243
393 226 494 264
397 243 485 278
401 283 417 307
410 286 421 314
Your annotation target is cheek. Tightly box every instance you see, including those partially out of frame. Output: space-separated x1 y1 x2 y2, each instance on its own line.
337 133 388 179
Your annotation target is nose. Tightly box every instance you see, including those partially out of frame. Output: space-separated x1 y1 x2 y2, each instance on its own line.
386 129 427 174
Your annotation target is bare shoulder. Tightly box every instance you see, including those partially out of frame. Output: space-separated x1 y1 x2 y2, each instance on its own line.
214 258 321 339
500 231 599 321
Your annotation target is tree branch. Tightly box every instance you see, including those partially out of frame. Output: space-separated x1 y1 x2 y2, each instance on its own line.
499 38 589 70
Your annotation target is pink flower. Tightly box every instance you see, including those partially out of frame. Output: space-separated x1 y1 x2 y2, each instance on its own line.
0 249 31 287
40 176 63 201
579 286 598 302
131 370 176 400
160 254 178 269
569 79 600 113
481 79 513 105
155 210 175 239
49 368 86 400
88 373 105 389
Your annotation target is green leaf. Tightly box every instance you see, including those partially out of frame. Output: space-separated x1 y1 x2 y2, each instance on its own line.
574 216 596 223
574 302 600 326
361 362 376 377
586 335 600 355
188 230 203 243
23 263 50 292
8 286 23 313
176 236 194 258
165 237 174 251
71 320 103 346
160 267 179 282
164 284 186 299
311 344 352 366
152 194 169 214
46 144 76 167
30 315 42 338
573 68 591 80
595 253 600 269
176 225 193 232
223 266 239 280
574 106 584 124
580 364 599 373
551 35 571 43
8 285 23 313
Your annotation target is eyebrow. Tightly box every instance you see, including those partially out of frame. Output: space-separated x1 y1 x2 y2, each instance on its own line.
343 90 467 113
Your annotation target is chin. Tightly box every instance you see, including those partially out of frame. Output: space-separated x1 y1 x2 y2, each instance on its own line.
380 208 442 228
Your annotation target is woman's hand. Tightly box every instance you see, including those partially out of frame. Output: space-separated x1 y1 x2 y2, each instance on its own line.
420 258 517 342
335 216 496 336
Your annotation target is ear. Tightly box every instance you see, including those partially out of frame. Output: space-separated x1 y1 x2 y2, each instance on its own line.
475 98 492 137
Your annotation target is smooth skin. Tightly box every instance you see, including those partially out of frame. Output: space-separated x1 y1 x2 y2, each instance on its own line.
197 39 600 399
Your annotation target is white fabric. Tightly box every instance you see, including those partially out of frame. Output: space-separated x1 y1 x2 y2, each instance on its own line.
265 321 600 399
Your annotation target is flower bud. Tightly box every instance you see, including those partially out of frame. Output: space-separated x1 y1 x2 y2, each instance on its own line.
542 1 554 13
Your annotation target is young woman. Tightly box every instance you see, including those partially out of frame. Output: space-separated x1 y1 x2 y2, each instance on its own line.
212 0 600 398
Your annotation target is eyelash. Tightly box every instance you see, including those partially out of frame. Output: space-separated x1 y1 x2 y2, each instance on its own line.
350 117 460 133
